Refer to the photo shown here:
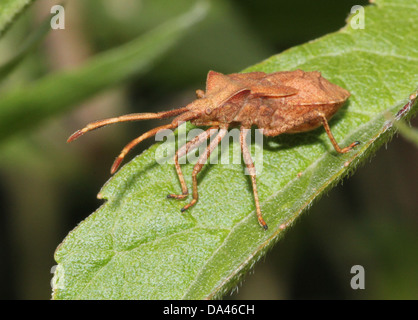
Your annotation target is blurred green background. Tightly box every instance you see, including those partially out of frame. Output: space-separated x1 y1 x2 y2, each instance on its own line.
0 0 416 300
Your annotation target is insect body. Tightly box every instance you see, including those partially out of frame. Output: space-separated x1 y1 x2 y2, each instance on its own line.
68 69 359 230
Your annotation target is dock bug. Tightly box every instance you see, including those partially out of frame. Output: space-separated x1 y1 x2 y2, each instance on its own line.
68 69 359 230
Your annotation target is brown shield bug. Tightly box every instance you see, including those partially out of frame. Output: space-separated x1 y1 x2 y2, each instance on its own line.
68 69 359 230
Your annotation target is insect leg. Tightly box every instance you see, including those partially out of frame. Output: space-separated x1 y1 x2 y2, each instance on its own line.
318 113 360 153
240 127 268 230
167 126 218 200
67 107 189 142
180 127 228 212
110 123 178 174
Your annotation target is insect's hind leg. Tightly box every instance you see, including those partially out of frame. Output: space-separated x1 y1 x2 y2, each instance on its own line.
318 112 360 153
167 126 218 200
180 127 228 212
240 127 268 230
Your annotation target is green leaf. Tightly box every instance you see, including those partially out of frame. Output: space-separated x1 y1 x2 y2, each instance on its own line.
52 0 418 299
0 0 208 142
385 110 418 146
0 0 35 37
0 16 50 81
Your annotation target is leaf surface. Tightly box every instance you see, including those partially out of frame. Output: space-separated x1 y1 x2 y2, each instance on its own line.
53 0 418 299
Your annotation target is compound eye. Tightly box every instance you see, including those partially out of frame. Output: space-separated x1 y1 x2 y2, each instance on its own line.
196 89 205 98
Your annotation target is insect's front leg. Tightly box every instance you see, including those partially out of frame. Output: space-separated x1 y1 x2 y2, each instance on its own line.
240 127 268 230
181 127 228 212
111 123 179 174
167 126 218 200
317 112 360 154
